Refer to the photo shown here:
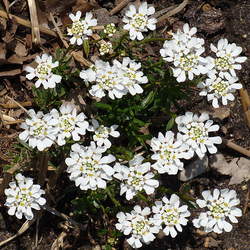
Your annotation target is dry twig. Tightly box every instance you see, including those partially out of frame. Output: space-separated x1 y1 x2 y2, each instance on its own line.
239 88 250 128
0 9 57 37
223 139 250 158
110 0 132 15
157 0 189 26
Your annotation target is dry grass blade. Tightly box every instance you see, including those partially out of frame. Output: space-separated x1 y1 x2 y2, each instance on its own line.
6 96 29 114
0 69 21 76
26 0 41 44
0 101 32 108
157 0 189 26
110 0 132 15
0 218 37 247
0 9 57 37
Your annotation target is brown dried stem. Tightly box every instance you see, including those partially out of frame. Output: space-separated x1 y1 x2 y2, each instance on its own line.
223 139 250 158
0 9 57 37
110 0 131 15
26 0 41 44
239 88 250 128
157 0 189 26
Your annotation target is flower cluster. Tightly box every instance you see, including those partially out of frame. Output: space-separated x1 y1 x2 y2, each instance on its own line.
175 112 222 159
5 173 46 220
19 103 89 150
68 11 97 45
116 194 190 248
160 23 207 82
79 57 148 99
65 142 116 190
152 194 190 238
25 54 62 89
88 119 120 149
200 38 247 108
104 23 117 37
116 205 160 248
99 41 113 55
114 155 159 200
123 2 157 40
193 189 242 233
198 72 242 108
150 131 192 175
161 23 247 108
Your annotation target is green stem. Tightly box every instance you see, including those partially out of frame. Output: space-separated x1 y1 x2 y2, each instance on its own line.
105 187 120 207
137 193 148 202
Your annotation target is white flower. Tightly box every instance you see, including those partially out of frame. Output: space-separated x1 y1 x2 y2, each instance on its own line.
50 103 89 146
99 41 113 55
150 131 193 175
68 11 97 45
65 142 116 190
198 72 242 108
193 189 242 234
160 23 208 82
4 173 46 220
152 194 190 238
114 57 148 95
123 2 157 40
116 205 160 248
88 119 120 149
114 155 159 200
175 112 222 158
25 54 62 89
80 60 126 99
206 38 247 77
19 109 58 151
104 23 117 37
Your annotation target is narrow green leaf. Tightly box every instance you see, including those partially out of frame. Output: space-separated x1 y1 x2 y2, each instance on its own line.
166 115 176 130
94 102 112 111
141 90 155 108
83 39 90 57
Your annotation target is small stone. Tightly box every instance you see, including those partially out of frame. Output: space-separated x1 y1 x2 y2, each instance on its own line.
179 156 209 181
211 107 230 120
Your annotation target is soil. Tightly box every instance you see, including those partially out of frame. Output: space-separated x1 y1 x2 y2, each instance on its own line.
0 0 249 250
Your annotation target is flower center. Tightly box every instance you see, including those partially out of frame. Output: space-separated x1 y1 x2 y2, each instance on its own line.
132 14 147 30
211 80 229 96
95 125 109 138
31 120 47 137
71 21 85 36
127 171 143 189
207 199 229 219
180 53 198 71
162 208 179 225
98 71 118 89
59 115 75 133
215 56 231 71
188 124 207 142
132 218 149 235
36 63 51 78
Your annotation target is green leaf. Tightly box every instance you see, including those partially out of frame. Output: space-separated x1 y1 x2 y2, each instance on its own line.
166 115 176 130
94 102 112 111
141 90 155 108
83 39 90 57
